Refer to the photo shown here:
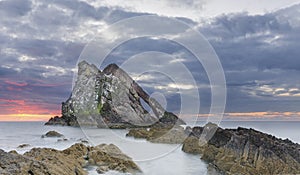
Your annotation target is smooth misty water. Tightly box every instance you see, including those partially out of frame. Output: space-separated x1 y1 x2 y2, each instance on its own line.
0 122 212 175
0 121 299 174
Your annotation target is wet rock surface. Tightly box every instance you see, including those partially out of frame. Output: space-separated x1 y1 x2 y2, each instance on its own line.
0 143 140 175
46 61 185 128
17 144 30 148
41 130 64 138
182 123 300 175
126 126 187 144
88 144 141 174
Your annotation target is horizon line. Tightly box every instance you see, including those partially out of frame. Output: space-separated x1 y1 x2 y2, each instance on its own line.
1 111 300 122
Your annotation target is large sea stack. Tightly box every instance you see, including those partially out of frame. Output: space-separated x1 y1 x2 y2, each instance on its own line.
46 61 185 128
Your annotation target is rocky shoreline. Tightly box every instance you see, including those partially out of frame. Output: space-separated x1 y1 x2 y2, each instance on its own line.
185 123 300 175
43 61 300 174
127 123 300 175
3 124 300 175
0 142 141 175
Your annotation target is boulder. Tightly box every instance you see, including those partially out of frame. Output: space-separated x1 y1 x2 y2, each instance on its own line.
127 125 187 144
88 144 141 173
57 138 68 142
24 146 88 175
42 131 64 138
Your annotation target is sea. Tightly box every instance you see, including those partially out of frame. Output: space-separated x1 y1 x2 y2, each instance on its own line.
0 121 299 175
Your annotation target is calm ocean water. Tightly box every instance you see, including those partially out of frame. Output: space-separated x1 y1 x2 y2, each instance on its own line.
0 121 299 174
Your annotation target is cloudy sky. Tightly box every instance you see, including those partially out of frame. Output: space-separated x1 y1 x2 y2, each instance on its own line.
0 0 300 121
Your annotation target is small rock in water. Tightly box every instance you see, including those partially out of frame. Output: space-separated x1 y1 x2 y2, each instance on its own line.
17 144 30 148
81 140 88 144
42 131 64 138
57 138 68 142
96 166 109 174
77 138 89 144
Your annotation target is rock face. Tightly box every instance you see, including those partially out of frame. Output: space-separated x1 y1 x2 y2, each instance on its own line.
126 126 188 144
46 61 185 128
182 123 300 175
0 143 140 175
88 144 141 173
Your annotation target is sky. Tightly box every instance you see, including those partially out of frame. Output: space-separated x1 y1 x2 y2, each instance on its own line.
0 0 300 121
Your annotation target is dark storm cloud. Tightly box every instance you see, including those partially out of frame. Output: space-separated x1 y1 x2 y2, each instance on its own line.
195 5 300 112
43 0 150 23
0 0 32 17
45 0 109 20
200 11 299 70
0 67 17 76
227 81 259 87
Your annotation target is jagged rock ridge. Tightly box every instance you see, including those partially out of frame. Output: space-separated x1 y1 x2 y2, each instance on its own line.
182 123 300 175
46 61 185 128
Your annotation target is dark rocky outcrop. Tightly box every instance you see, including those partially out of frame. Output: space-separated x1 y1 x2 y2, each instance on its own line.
0 143 140 175
182 123 300 175
45 115 78 126
46 61 185 128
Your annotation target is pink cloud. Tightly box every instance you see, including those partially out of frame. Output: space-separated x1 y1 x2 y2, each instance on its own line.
4 80 28 87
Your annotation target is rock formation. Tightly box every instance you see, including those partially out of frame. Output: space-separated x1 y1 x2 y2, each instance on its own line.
0 143 140 175
46 61 185 128
182 123 300 175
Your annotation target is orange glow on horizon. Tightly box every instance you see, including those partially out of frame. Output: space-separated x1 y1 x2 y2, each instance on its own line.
0 113 60 121
0 98 60 121
179 111 300 120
